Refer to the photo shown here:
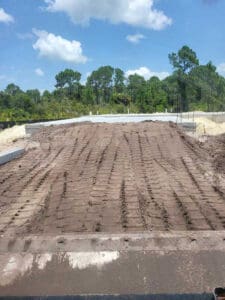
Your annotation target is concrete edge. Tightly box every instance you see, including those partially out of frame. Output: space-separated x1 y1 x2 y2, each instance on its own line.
0 148 25 166
1 231 225 253
25 120 196 135
0 294 214 299
179 122 196 131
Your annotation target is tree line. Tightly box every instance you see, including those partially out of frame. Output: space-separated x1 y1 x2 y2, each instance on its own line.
1 45 225 121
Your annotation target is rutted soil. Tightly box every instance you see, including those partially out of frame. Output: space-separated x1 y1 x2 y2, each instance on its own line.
0 121 225 234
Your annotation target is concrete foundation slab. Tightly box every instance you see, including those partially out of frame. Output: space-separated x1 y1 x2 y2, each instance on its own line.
25 114 196 135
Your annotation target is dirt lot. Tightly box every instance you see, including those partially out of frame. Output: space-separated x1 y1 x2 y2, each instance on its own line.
0 121 225 234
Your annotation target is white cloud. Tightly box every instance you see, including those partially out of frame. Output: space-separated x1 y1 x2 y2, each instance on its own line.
44 0 172 30
0 8 14 23
86 71 91 78
17 33 34 40
217 63 225 76
126 33 145 44
80 72 91 85
35 68 45 76
32 29 87 64
125 66 169 80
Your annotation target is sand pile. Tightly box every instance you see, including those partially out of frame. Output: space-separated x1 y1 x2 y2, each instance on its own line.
195 117 225 135
0 125 26 151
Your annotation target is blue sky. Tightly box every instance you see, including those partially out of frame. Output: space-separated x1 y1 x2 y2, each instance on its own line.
0 0 225 92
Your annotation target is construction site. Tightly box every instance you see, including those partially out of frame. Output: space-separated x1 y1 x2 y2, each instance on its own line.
0 114 225 298
3 0 225 296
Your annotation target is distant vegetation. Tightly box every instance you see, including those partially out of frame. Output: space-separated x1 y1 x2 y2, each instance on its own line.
1 45 225 121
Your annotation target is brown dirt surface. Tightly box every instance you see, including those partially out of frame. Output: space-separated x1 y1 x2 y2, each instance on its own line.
1 121 225 235
203 133 225 174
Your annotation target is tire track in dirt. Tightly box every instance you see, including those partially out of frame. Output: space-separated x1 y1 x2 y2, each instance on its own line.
0 143 67 234
0 122 225 234
123 131 150 231
180 157 225 230
84 127 119 232
143 133 173 230
145 127 208 230
153 149 217 230
140 133 172 230
120 180 128 229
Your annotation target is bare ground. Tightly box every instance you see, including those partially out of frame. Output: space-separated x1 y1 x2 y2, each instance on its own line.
0 121 225 235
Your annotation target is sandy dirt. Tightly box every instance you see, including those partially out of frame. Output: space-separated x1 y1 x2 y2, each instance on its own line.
194 117 225 135
0 121 225 235
0 125 27 152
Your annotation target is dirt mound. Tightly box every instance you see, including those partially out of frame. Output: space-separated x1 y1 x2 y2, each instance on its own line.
0 122 225 234
0 125 26 152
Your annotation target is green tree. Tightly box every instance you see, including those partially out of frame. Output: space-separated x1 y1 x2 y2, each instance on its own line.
0 92 12 109
42 90 52 102
26 89 41 104
5 83 22 96
189 62 224 111
169 45 199 111
146 76 168 112
87 66 114 105
111 93 131 106
127 74 146 104
55 69 81 98
13 93 34 113
162 75 180 112
114 68 125 93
